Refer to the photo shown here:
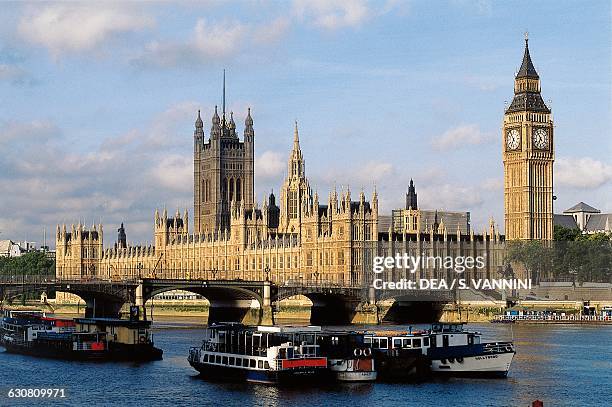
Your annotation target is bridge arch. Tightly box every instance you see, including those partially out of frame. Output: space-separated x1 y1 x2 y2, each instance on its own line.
142 282 269 325
274 289 364 325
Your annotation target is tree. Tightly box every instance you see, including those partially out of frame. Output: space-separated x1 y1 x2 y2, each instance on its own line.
0 251 55 277
554 224 581 241
505 240 552 284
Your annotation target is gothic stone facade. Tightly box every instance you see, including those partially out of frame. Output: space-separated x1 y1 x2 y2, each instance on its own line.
503 37 554 240
55 113 505 287
58 42 557 285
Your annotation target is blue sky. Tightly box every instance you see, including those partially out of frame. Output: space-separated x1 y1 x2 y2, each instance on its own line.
0 0 610 246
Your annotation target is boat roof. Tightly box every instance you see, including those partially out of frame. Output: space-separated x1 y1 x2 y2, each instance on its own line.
74 318 151 328
257 325 321 333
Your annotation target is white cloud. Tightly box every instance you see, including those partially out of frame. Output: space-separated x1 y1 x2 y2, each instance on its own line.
150 154 192 192
136 15 293 69
0 102 200 245
292 0 406 30
293 0 370 30
253 17 291 45
0 120 59 145
256 151 286 180
431 124 493 150
18 4 154 56
556 157 612 189
193 18 247 58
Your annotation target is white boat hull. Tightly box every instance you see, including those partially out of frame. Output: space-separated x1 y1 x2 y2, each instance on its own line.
336 371 377 382
329 358 377 382
431 351 515 377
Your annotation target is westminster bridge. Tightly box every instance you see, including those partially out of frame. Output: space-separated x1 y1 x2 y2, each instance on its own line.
0 270 460 325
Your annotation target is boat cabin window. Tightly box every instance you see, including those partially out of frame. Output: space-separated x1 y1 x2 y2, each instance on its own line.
222 356 228 365
229 357 235 365
412 338 422 348
242 358 248 367
257 360 263 369
279 348 286 359
264 361 270 369
287 348 294 359
216 355 221 364
204 354 209 362
423 337 430 347
393 338 401 348
250 359 256 368
402 339 411 348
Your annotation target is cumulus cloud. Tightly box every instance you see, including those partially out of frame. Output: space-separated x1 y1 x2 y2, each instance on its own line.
134 18 268 68
0 120 59 145
556 157 612 189
256 151 286 180
18 4 154 57
150 154 192 192
293 0 369 30
252 17 291 45
0 102 199 246
431 124 493 150
292 0 405 30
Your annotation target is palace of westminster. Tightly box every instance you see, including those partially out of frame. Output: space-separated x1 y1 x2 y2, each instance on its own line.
55 38 555 286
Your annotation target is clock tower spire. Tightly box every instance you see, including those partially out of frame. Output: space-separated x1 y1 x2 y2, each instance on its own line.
503 36 554 241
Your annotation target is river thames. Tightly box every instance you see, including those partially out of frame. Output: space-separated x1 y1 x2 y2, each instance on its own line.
1 321 610 406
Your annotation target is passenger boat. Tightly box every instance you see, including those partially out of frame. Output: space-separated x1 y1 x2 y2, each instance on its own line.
188 323 328 384
0 310 163 362
426 323 515 377
318 332 377 382
363 330 431 381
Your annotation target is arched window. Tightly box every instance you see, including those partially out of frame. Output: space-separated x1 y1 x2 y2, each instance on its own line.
229 178 235 202
236 178 242 201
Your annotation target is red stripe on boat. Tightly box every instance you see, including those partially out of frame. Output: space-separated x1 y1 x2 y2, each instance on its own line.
281 358 327 369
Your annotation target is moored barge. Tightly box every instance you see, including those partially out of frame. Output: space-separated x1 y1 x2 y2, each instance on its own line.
188 323 328 384
0 310 162 362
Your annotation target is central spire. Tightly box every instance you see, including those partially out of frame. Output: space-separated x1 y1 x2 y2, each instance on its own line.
293 120 300 145
516 34 539 79
222 69 226 120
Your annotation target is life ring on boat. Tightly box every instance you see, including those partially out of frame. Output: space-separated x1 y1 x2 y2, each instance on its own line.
448 357 455 363
457 357 464 363
363 348 372 357
354 348 363 357
440 358 447 364
139 337 145 343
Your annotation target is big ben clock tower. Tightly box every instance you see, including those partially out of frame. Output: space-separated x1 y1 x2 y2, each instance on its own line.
503 35 554 240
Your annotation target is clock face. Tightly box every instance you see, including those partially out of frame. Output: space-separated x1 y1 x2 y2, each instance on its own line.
532 128 549 149
506 129 520 150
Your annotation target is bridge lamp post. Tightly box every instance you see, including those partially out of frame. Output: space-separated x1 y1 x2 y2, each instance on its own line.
137 263 143 279
212 268 217 281
264 266 270 282
313 271 319 287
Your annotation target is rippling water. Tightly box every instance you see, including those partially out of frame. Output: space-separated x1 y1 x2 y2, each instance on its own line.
1 320 611 406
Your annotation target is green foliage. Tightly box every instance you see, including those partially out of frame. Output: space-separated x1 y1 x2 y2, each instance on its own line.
554 224 581 241
0 251 55 277
505 237 612 283
505 240 552 284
